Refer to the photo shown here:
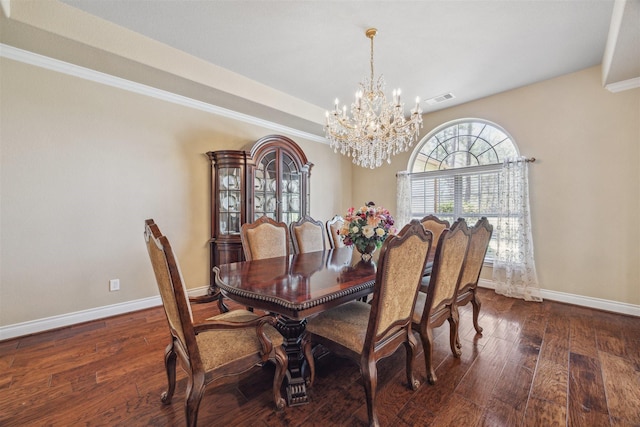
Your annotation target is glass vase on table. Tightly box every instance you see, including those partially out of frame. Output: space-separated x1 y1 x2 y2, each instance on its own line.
355 239 378 262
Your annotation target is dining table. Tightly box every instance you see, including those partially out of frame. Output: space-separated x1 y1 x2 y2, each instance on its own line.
212 246 379 406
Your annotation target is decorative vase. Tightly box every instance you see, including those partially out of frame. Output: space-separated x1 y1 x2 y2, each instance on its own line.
355 240 377 261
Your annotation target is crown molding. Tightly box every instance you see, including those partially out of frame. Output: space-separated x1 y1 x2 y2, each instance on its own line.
605 76 640 93
0 43 329 144
0 0 10 17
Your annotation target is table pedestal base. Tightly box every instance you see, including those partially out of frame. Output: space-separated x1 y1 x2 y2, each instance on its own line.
276 316 310 406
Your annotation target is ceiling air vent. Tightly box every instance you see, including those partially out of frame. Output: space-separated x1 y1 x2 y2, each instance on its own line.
425 92 455 106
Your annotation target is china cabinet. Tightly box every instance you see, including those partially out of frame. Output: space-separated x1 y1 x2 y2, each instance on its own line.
207 135 312 289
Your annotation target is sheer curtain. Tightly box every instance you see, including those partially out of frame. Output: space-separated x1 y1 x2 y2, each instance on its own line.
396 171 411 228
492 157 542 302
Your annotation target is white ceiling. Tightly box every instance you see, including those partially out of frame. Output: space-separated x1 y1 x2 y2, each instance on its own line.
4 0 639 138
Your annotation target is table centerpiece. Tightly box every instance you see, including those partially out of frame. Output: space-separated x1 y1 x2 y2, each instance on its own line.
340 201 397 261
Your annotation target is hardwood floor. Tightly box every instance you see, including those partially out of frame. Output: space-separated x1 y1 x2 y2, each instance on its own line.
1 288 638 426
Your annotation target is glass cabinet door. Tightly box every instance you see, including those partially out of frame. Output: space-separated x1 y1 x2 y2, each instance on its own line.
218 167 241 234
281 152 302 225
253 150 303 223
253 152 277 221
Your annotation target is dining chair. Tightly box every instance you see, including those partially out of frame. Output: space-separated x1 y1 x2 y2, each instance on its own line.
325 215 345 249
144 219 288 426
412 218 471 384
305 220 432 427
452 217 493 343
241 215 290 261
419 214 450 276
290 215 326 254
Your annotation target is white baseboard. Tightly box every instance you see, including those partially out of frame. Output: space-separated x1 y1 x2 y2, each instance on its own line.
1 283 638 341
478 279 640 317
0 287 210 341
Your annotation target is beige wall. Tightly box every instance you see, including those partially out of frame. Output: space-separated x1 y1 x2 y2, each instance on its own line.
1 58 638 329
354 65 640 306
0 57 351 326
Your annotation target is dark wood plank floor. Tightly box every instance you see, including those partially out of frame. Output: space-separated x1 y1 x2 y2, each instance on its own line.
1 288 639 426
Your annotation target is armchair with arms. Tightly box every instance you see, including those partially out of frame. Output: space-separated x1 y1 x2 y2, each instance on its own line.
144 219 287 426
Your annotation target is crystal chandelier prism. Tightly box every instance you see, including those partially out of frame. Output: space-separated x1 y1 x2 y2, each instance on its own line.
325 28 423 169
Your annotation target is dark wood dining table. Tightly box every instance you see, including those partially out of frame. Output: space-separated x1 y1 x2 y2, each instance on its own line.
212 246 378 406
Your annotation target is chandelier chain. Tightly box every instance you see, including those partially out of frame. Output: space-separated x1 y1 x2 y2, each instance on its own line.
369 31 374 93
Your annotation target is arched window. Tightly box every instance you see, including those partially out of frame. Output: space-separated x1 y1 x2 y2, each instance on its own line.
410 118 518 171
408 119 519 260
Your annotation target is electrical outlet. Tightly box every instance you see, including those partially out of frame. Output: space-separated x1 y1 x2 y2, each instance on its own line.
109 279 120 292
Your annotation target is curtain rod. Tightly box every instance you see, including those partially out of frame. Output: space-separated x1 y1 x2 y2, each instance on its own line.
396 156 536 177
506 157 536 163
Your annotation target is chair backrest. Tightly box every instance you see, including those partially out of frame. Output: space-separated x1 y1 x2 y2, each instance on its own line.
290 215 326 254
365 220 432 350
421 218 471 320
144 219 196 357
326 215 345 249
453 217 493 294
241 215 289 261
420 214 450 261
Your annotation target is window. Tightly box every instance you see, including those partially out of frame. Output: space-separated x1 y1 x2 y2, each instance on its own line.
408 119 519 260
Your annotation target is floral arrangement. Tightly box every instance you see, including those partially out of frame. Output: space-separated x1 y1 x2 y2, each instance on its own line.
340 201 397 255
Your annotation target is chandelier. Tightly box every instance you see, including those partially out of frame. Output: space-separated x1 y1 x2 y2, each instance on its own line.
325 28 423 169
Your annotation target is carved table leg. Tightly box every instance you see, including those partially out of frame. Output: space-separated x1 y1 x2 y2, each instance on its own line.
275 316 310 406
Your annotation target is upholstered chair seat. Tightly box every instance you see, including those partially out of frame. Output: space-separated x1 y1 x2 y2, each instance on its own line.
412 285 463 331
199 310 284 371
306 301 405 354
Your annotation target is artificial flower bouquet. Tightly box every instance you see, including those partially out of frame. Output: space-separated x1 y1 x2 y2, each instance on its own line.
340 201 397 255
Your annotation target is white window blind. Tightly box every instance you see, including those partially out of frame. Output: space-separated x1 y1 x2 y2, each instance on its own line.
410 164 501 259
408 119 523 262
